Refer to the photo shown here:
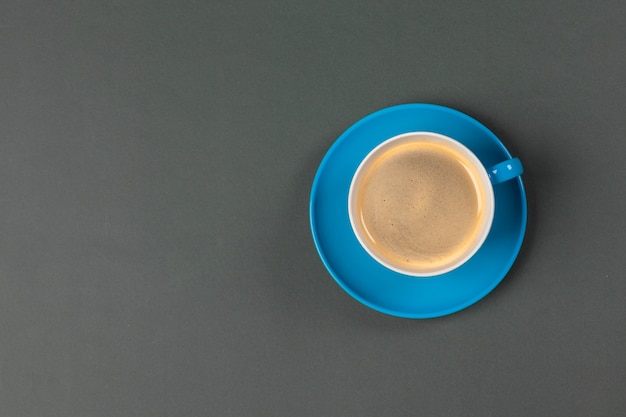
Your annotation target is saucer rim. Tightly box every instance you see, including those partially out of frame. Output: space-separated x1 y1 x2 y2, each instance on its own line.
309 103 528 318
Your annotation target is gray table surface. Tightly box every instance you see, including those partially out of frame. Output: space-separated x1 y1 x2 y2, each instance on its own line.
1 1 625 416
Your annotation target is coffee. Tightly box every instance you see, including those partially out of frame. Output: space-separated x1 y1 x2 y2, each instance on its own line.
350 136 492 275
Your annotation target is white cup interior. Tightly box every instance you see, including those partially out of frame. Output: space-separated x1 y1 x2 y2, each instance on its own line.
348 132 495 277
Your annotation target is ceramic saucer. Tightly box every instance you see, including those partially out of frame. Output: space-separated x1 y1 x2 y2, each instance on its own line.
309 104 527 318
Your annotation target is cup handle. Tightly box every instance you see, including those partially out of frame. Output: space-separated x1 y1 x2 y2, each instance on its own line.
487 157 523 184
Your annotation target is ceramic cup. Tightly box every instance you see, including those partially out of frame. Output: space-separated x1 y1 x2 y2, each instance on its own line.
348 131 523 277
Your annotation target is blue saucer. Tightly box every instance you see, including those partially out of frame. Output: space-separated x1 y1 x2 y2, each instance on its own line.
309 104 527 318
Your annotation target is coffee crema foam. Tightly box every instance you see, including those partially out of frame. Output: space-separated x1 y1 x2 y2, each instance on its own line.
353 141 489 273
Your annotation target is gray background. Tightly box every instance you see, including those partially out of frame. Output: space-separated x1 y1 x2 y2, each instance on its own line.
1 0 624 416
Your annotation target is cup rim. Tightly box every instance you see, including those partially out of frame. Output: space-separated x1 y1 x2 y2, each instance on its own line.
347 131 495 277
